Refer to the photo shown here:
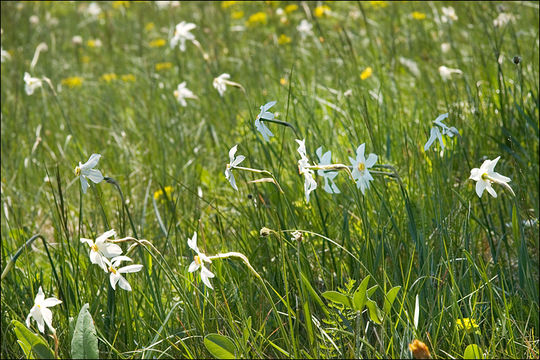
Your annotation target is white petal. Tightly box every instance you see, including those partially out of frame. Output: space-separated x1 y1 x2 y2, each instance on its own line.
100 243 123 258
487 156 501 173
42 297 62 307
80 238 94 246
231 155 245 167
491 172 511 183
424 128 437 151
187 232 198 253
228 172 238 191
228 145 238 163
200 266 215 289
80 176 89 194
188 261 199 273
118 264 143 274
365 153 377 168
96 229 116 244
434 113 449 123
475 180 487 198
80 154 101 170
111 255 133 266
316 146 323 160
110 273 120 290
117 276 132 291
262 100 276 111
41 307 54 332
486 184 497 198
83 169 104 184
356 144 366 159
469 168 482 180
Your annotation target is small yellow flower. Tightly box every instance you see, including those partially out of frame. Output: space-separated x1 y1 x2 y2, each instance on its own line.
284 4 298 13
456 318 479 333
121 74 136 82
369 1 388 8
100 73 117 83
221 1 238 9
409 340 431 359
86 39 102 48
81 55 90 64
280 78 288 86
277 34 291 45
231 10 244 19
61 76 84 88
360 67 373 80
155 62 173 71
113 1 130 9
154 186 174 201
144 22 155 32
149 38 166 48
412 11 426 20
246 12 267 26
314 5 330 18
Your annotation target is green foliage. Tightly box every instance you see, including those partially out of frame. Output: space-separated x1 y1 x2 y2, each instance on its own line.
204 334 237 359
11 320 54 359
71 304 99 359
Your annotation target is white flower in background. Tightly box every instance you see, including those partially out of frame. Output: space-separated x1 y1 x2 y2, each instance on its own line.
29 15 39 25
170 21 196 52
441 6 458 23
255 101 276 142
86 2 102 17
26 287 62 334
469 156 514 198
316 146 340 194
349 143 377 194
24 72 42 95
106 256 143 291
213 73 231 97
75 153 104 194
187 232 215 289
296 139 318 202
441 43 451 53
80 229 122 272
224 144 245 191
1 48 11 62
438 65 463 81
72 35 83 45
424 113 459 151
156 1 180 9
174 82 197 107
398 57 420 77
297 19 313 39
493 13 515 27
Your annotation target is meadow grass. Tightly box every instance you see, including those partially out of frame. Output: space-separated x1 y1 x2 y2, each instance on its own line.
1 1 539 359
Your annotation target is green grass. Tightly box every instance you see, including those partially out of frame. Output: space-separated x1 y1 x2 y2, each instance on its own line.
1 1 539 358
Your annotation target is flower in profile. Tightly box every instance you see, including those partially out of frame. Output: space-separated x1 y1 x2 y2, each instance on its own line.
170 21 196 52
349 143 377 194
360 67 373 80
424 113 459 151
441 6 458 23
26 287 62 334
438 65 462 81
81 229 123 272
187 232 215 289
255 101 276 142
409 339 431 359
24 72 42 95
296 139 318 202
297 19 313 39
316 146 340 194
75 153 104 194
213 73 231 96
174 82 197 107
225 144 245 191
456 318 480 334
106 256 143 291
469 156 514 198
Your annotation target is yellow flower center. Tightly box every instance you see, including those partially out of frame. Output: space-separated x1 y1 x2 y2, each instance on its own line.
357 162 365 173
75 166 81 176
37 304 41 308
109 266 117 274
194 255 202 265
91 244 98 252
481 173 490 181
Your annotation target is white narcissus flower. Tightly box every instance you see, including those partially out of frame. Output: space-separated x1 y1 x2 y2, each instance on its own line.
255 101 276 142
438 66 463 81
297 19 313 39
493 13 515 27
213 73 230 97
75 153 104 194
469 156 514 198
296 139 318 202
106 256 143 291
224 144 245 191
174 82 198 107
80 229 123 272
170 21 196 52
441 6 458 23
26 286 62 334
86 2 102 17
24 72 42 95
349 143 377 195
316 146 340 194
424 113 459 151
187 232 215 289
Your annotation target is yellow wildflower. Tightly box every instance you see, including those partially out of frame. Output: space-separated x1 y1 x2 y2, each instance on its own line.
280 78 288 86
154 186 174 201
246 12 267 26
61 76 83 88
314 5 330 18
155 62 173 71
100 73 117 83
112 1 130 9
86 39 102 48
149 38 166 48
456 318 480 333
360 67 373 80
231 10 244 19
284 4 298 13
277 34 291 45
221 1 238 9
121 74 136 82
412 11 426 20
145 22 155 32
409 340 431 359
369 1 388 8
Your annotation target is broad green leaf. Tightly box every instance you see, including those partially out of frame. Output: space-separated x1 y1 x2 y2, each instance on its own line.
367 284 378 297
71 303 99 359
366 299 382 324
383 286 401 314
11 320 54 359
352 276 370 312
322 291 352 308
204 334 237 359
464 344 483 359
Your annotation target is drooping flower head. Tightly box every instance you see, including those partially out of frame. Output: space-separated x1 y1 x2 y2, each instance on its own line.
424 113 459 151
26 287 62 334
75 153 104 194
255 101 276 142
187 232 215 289
106 255 143 291
224 144 245 191
316 146 340 194
80 229 122 272
349 143 377 194
296 139 318 202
